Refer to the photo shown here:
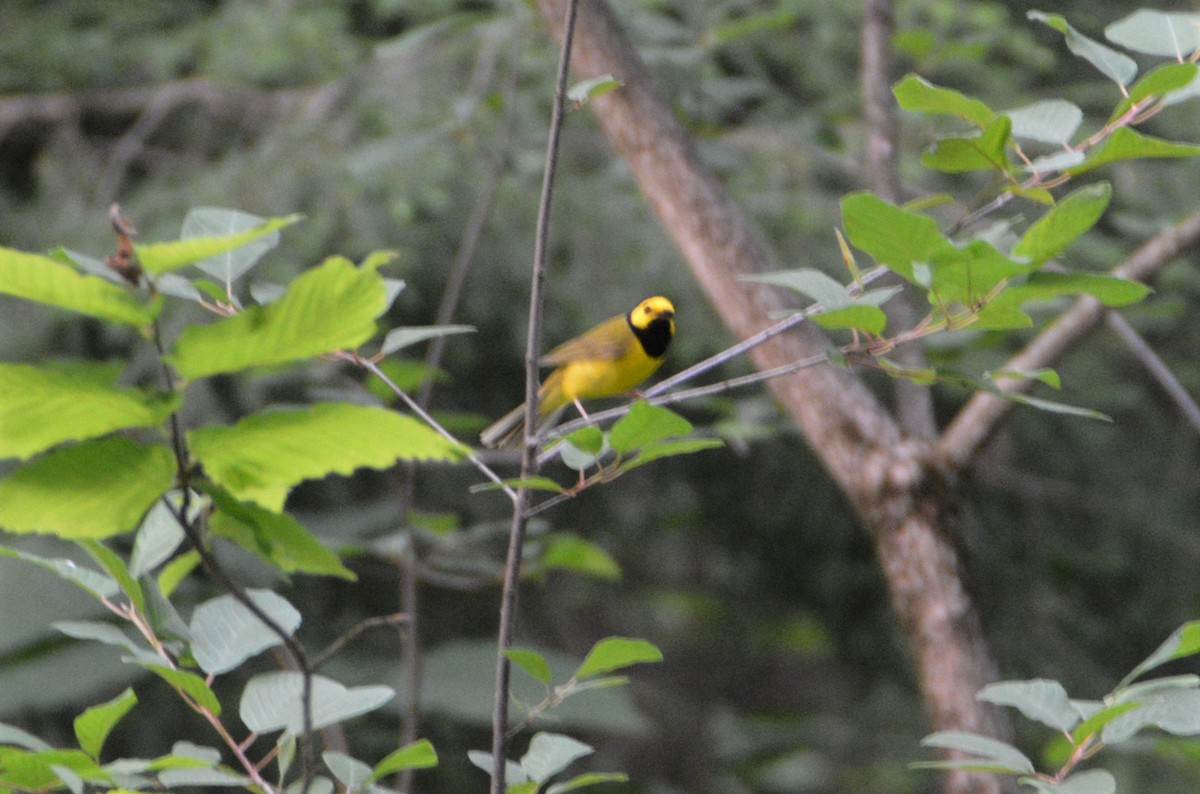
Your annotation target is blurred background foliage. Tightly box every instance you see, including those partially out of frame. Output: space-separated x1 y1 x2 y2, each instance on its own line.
1 0 1199 791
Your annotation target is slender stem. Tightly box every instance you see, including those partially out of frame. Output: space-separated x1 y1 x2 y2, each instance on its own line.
491 1 578 790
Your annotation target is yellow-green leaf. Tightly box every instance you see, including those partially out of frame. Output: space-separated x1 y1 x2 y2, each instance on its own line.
135 214 301 275
0 247 159 326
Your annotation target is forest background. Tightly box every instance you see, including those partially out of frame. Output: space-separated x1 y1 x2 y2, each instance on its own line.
1 0 1200 792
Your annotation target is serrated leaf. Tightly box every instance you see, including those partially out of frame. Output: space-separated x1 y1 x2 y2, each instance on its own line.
0 361 180 461
140 664 221 714
239 671 394 734
1029 12 1137 87
1121 621 1200 687
608 401 692 454
809 305 888 335
380 324 475 355
977 679 1079 732
203 484 355 579
189 589 302 675
372 739 438 779
1105 10 1200 58
189 402 462 510
521 733 592 783
0 247 159 326
180 208 285 283
135 214 299 276
1005 100 1083 145
575 637 663 681
1012 183 1112 266
1070 128 1200 176
918 730 1034 774
892 74 994 127
741 269 851 309
168 256 386 379
506 648 554 685
74 688 137 760
921 115 1012 173
0 437 176 538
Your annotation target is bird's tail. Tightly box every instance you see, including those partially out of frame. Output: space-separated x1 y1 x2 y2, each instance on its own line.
479 402 528 449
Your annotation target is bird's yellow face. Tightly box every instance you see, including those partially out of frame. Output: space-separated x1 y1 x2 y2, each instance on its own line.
627 295 675 359
629 295 675 334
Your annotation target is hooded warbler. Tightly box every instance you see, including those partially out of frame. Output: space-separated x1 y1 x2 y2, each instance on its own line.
480 295 676 448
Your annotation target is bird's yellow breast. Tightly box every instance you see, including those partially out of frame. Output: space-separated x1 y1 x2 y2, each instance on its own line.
538 338 663 416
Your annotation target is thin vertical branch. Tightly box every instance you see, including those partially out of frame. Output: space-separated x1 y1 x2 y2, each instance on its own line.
490 1 579 790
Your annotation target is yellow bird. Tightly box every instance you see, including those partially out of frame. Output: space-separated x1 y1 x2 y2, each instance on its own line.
480 296 676 448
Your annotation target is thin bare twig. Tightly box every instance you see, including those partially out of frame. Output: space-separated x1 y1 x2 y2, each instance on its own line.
491 1 579 790
1106 311 1200 433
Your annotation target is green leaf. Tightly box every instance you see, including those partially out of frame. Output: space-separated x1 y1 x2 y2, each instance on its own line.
1105 10 1200 58
619 438 724 472
168 256 387 379
921 115 1011 173
0 547 118 600
741 269 851 309
322 751 372 791
563 426 605 456
977 679 1079 732
841 192 953 284
53 620 144 658
0 722 52 751
505 648 554 685
521 733 592 783
0 247 159 326
129 497 188 578
892 74 994 127
575 637 663 681
471 476 565 494
1005 99 1083 145
189 402 462 510
989 368 1061 390
608 401 693 454
158 550 201 597
0 361 180 461
917 730 1034 775
1121 621 1200 687
1004 393 1111 422
79 539 145 615
547 772 631 793
0 437 176 539
135 213 300 275
380 324 475 355
567 74 622 106
203 484 356 580
74 688 137 760
180 208 288 282
372 738 439 779
1012 183 1112 266
467 751 528 786
157 766 250 788
1029 11 1137 87
538 534 621 581
809 305 888 335
1052 769 1116 794
1111 62 1200 122
558 436 602 472
140 664 222 714
1070 128 1200 176
1012 272 1150 307
1071 701 1140 744
189 589 302 675
239 671 394 734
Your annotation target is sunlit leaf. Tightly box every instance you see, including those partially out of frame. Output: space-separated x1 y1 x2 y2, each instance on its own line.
80 539 145 614
135 214 300 275
567 74 622 106
619 438 724 472
139 664 221 714
506 648 554 685
547 772 631 793
0 438 175 538
0 247 159 326
1111 62 1199 122
1120 621 1200 688
608 401 693 454
189 402 462 510
1012 183 1112 266
841 193 953 284
239 672 394 734
1069 128 1200 176
809 305 888 335
74 688 137 760
168 256 387 379
538 534 621 581
575 637 663 681
372 738 439 779
0 361 179 461
158 550 201 597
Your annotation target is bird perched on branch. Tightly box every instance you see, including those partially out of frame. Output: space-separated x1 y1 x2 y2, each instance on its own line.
480 295 676 448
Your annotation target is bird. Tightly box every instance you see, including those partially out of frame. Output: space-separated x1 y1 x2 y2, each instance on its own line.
480 295 676 448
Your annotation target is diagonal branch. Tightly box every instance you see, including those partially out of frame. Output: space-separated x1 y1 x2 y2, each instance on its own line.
937 209 1200 472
